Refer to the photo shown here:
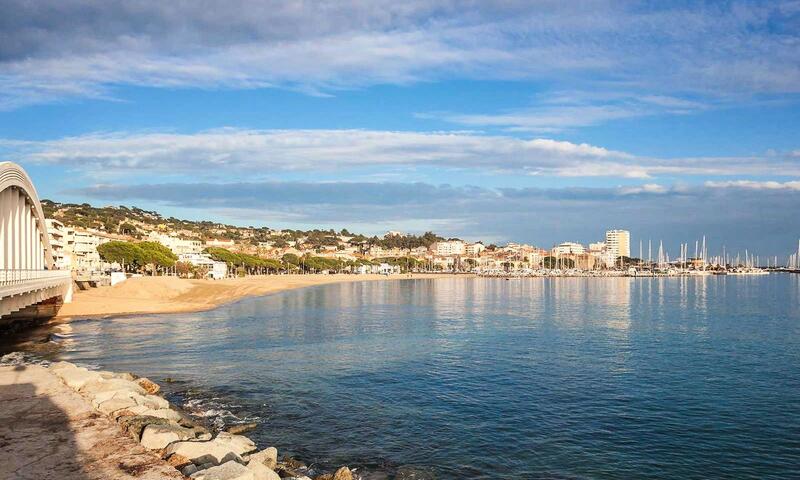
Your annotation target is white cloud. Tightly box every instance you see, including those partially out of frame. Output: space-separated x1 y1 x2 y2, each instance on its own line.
705 180 800 191
5 129 799 180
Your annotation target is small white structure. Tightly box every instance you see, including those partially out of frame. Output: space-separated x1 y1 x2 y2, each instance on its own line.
178 253 228 280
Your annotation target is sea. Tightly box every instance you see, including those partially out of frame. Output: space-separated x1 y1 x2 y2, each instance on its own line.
5 275 800 479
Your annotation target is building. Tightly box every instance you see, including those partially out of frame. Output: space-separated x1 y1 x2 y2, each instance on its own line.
431 240 465 257
605 230 631 259
464 243 486 256
205 238 236 249
71 229 110 273
552 242 585 255
148 232 202 255
178 253 228 279
45 219 73 270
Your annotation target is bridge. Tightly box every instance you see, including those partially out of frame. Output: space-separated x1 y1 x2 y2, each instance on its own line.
0 162 72 327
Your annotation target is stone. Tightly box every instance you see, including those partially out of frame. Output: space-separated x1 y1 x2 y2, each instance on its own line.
118 415 171 441
214 432 258 455
142 407 184 422
332 467 352 480
55 366 102 390
96 396 138 414
98 370 137 381
111 404 151 419
315 474 333 480
227 422 258 435
183 464 200 476
282 457 306 469
80 377 147 396
167 453 193 469
137 377 161 395
248 447 278 469
165 439 244 466
247 461 281 480
190 460 255 480
140 423 198 450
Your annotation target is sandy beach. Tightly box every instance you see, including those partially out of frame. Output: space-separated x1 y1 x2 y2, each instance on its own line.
56 273 463 318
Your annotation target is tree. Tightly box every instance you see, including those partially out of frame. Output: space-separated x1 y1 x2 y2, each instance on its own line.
543 256 575 269
118 222 138 236
97 241 142 271
138 241 177 272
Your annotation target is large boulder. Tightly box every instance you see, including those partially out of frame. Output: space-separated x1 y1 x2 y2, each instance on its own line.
140 423 198 450
247 461 281 480
166 431 257 466
80 377 147 396
96 396 139 414
53 365 103 390
247 447 278 469
190 460 255 480
142 407 184 422
166 441 241 466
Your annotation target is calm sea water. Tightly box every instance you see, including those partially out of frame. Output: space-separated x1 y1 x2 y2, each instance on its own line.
23 276 800 479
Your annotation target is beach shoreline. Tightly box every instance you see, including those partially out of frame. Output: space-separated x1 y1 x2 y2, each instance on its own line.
56 273 469 319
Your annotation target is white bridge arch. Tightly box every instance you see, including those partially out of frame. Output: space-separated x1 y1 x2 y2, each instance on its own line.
0 162 72 322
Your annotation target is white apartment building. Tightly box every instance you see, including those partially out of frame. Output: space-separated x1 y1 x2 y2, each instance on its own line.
464 243 486 256
72 229 110 273
605 229 631 259
589 242 606 252
552 242 585 255
45 219 73 270
148 232 202 255
205 238 236 249
431 240 466 257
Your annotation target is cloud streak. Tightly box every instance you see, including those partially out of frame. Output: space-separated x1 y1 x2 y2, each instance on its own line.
5 128 798 180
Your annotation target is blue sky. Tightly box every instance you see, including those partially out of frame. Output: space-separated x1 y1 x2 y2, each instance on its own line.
1 0 799 258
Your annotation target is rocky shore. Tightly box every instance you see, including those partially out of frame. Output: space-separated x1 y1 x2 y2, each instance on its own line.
1 352 356 480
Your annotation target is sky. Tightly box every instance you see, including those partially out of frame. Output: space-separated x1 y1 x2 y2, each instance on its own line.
1 0 799 258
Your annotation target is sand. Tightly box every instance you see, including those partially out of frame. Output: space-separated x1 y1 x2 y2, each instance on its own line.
56 273 461 318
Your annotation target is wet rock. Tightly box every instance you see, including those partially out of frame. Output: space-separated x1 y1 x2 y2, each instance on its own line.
227 422 258 435
275 466 304 478
333 467 353 480
140 423 198 450
118 415 171 441
248 447 278 469
190 460 255 480
0 352 28 365
282 457 306 469
182 464 200 476
137 377 161 395
315 474 333 480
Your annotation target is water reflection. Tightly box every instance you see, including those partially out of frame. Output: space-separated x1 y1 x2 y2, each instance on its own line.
14 275 800 480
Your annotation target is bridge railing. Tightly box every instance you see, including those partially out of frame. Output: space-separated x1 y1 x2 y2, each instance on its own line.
0 269 72 287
